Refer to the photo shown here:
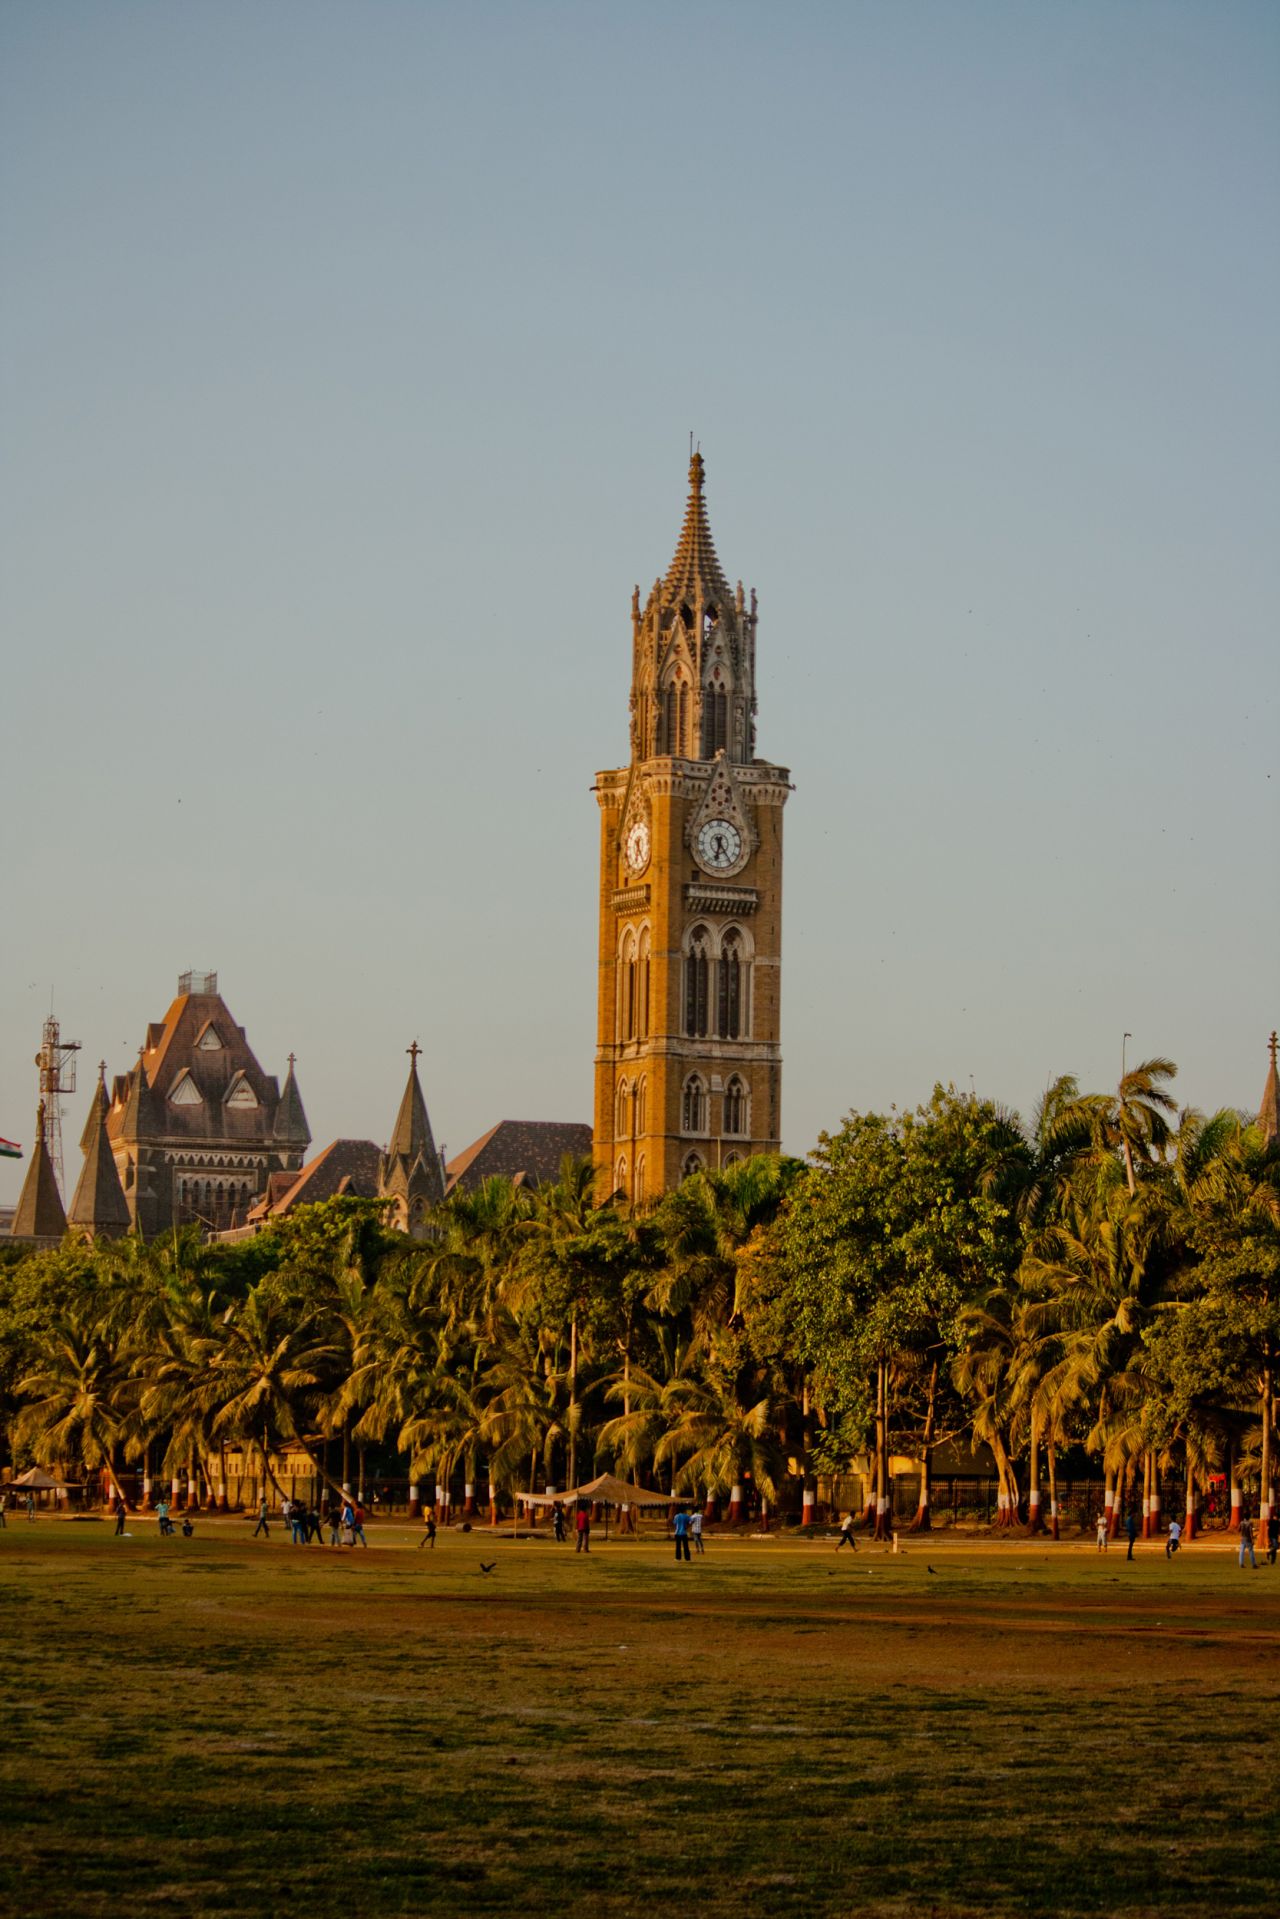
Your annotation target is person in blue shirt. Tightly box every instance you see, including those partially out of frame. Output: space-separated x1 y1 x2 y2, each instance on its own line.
673 1507 691 1562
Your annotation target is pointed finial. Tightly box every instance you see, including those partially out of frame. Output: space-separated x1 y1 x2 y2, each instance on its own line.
689 448 705 492
1270 1031 1278 1069
407 1040 422 1067
287 1052 297 1071
98 1060 107 1082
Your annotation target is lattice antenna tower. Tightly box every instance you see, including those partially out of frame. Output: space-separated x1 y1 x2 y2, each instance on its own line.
36 1014 81 1196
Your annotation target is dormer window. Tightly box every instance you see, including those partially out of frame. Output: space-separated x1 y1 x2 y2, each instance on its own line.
225 1073 259 1110
195 1022 223 1051
169 1070 203 1107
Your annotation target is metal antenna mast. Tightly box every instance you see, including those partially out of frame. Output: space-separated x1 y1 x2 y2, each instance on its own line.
35 1014 81 1196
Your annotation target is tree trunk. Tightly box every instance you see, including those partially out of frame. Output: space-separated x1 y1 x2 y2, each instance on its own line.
1228 1435 1241 1533
800 1376 816 1526
909 1361 938 1531
1027 1409 1044 1534
872 1361 892 1540
1103 1468 1116 1539
1047 1431 1059 1540
1184 1452 1196 1542
1261 1361 1274 1531
342 1418 352 1496
567 1313 578 1493
992 1433 1019 1527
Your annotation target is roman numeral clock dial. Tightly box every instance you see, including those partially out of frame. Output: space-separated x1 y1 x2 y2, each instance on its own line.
695 819 742 872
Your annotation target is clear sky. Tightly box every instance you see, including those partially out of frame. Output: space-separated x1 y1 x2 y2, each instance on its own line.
2 1 1277 1204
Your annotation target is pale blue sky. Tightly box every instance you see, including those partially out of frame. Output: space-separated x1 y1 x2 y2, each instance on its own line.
2 1 1277 1203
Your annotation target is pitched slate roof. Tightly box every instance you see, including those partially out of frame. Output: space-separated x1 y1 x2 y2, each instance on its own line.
68 1088 131 1235
115 1053 160 1142
107 982 284 1148
258 1139 384 1218
445 1121 593 1195
10 1104 67 1239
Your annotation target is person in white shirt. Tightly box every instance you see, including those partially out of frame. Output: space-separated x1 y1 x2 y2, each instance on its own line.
1166 1518 1181 1558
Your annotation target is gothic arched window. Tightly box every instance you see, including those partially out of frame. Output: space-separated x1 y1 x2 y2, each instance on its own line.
677 681 689 756
635 1153 646 1194
724 1076 748 1137
682 1074 707 1135
661 682 677 754
619 929 637 1042
637 928 651 1039
701 683 728 757
682 1152 705 1179
615 1155 628 1197
718 929 747 1039
616 1078 630 1139
636 1075 647 1135
684 925 710 1038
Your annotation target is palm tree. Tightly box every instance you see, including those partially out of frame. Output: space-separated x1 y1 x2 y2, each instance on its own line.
13 1311 138 1504
207 1283 342 1502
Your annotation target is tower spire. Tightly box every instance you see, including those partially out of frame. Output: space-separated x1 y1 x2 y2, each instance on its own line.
1259 1030 1280 1146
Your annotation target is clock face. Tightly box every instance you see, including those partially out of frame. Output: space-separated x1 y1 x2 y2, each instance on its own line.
696 818 743 871
625 818 651 872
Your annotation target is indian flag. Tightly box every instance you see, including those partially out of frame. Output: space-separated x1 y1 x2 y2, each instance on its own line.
0 1137 23 1160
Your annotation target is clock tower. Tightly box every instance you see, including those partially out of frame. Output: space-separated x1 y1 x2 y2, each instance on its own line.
593 453 790 1203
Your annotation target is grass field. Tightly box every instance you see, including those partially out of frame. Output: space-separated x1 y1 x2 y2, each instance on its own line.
1 1518 1277 1918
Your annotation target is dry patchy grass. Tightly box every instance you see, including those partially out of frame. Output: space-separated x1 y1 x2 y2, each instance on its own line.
1 1521 1276 1917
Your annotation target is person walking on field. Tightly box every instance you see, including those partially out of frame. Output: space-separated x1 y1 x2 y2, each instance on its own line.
673 1507 691 1562
1166 1517 1181 1559
253 1496 270 1539
836 1511 859 1552
690 1509 704 1555
113 1493 127 1536
418 1512 437 1549
1096 1512 1108 1552
575 1503 591 1553
1124 1508 1138 1560
352 1502 368 1547
1268 1514 1279 1566
552 1502 566 1544
1238 1514 1257 1569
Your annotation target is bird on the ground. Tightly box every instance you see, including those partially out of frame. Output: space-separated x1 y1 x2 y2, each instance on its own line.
479 1561 497 1577
927 1565 938 1575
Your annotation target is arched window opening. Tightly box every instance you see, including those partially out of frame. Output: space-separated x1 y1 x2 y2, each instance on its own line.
682 1074 707 1135
616 1079 630 1139
636 1076 647 1135
661 682 677 754
615 1155 628 1197
635 1154 646 1193
717 929 748 1039
638 929 651 1039
682 1152 705 1179
677 681 689 756
685 926 710 1038
724 1076 748 1137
